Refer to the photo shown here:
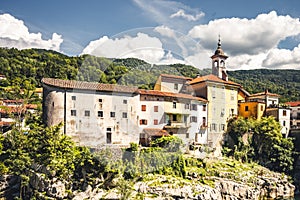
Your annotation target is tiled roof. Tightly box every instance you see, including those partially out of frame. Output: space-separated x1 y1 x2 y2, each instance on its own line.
160 74 193 81
286 101 300 107
0 121 13 126
250 90 280 97
139 89 208 102
188 74 240 86
143 128 170 136
42 78 139 93
0 106 26 113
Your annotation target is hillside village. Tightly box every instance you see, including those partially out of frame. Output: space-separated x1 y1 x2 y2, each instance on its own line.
0 39 300 199
38 39 294 156
0 39 298 154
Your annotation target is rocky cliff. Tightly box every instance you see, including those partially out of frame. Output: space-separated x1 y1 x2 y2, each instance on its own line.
0 170 294 200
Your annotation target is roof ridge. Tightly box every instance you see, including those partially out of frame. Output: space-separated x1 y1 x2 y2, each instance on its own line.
41 78 139 93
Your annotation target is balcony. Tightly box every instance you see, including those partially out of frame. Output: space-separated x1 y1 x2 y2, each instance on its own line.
165 120 189 128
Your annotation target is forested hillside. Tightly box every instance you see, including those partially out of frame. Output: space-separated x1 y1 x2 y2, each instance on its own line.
0 47 299 102
228 69 300 102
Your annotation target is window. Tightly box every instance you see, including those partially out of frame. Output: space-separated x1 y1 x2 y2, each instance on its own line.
71 96 76 100
283 110 287 116
123 99 127 104
141 105 146 111
140 119 147 125
173 102 177 109
174 83 178 90
211 123 217 131
186 133 189 139
261 105 264 111
231 95 235 101
245 106 249 111
71 110 76 116
185 103 190 109
84 110 90 117
203 105 206 111
202 117 206 126
122 112 127 118
154 106 158 112
106 128 112 144
221 124 225 131
172 114 177 121
110 112 115 118
98 111 103 117
230 109 234 116
154 119 158 125
190 116 197 123
191 104 197 111
98 99 103 103
184 116 188 123
283 121 286 126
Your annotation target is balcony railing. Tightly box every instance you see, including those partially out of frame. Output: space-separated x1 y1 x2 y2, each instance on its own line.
165 120 189 128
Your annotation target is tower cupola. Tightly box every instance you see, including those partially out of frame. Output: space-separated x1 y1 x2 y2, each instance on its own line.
211 36 228 81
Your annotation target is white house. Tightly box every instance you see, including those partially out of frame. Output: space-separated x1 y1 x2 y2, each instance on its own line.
42 78 140 148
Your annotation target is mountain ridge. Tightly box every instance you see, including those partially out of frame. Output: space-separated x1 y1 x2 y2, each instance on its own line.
0 47 299 102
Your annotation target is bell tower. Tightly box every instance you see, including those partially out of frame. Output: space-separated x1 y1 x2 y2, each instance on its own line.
211 36 228 81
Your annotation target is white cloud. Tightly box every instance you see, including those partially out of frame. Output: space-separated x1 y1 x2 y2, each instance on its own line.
0 13 63 51
82 32 184 64
262 45 300 69
170 9 205 21
188 11 300 70
154 26 176 38
132 0 205 32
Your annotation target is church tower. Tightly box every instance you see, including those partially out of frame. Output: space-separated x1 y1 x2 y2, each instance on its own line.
211 36 228 81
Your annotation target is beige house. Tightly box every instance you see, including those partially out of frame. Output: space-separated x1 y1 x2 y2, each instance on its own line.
188 39 241 155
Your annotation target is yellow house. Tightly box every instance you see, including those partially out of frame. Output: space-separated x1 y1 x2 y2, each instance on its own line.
238 100 265 120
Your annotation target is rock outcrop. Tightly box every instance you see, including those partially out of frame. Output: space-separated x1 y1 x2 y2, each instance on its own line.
0 169 295 199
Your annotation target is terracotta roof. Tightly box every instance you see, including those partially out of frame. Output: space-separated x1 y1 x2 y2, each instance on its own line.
26 104 38 109
188 74 240 86
286 101 300 107
160 74 192 81
139 89 207 102
2 99 23 104
0 121 13 126
0 106 26 113
42 78 139 93
143 128 170 137
250 90 280 97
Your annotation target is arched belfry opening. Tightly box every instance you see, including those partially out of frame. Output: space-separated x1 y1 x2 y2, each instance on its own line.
211 36 228 81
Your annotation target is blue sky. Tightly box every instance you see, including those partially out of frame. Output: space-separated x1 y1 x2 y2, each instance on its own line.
1 0 300 70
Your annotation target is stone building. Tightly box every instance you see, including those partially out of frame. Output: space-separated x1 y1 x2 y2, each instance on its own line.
42 77 208 148
42 78 140 148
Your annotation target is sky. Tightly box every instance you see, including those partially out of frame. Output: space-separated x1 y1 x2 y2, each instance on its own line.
1 0 300 70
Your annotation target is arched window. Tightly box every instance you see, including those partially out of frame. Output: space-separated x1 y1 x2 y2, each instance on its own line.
214 60 218 67
220 60 225 67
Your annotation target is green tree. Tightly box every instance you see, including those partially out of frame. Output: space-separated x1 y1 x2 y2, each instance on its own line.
225 117 294 173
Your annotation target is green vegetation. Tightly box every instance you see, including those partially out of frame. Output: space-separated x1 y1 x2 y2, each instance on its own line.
1 47 298 101
223 116 294 174
228 69 300 102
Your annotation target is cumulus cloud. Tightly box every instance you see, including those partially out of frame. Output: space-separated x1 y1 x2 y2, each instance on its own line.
170 9 205 21
189 11 300 55
82 32 183 64
188 11 300 69
262 45 300 69
0 13 63 51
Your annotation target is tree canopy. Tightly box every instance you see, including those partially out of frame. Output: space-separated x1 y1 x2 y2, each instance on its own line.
0 47 299 101
224 117 294 173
